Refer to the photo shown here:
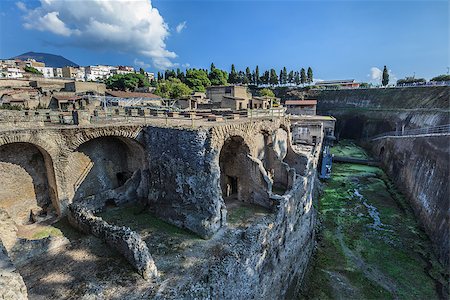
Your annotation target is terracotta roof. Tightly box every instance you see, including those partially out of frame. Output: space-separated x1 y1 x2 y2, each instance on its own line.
106 90 161 99
285 100 317 106
52 95 83 101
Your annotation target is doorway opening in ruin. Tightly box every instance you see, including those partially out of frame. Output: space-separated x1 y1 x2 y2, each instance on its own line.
379 146 385 159
219 136 251 202
224 175 238 197
0 142 59 243
70 136 146 201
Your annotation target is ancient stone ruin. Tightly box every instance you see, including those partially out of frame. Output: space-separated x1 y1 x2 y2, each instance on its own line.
0 118 322 299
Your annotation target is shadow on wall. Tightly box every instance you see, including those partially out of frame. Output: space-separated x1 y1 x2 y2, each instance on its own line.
0 142 58 224
69 136 146 202
336 116 396 140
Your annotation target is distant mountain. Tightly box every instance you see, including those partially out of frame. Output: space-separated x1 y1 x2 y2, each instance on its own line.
11 51 79 68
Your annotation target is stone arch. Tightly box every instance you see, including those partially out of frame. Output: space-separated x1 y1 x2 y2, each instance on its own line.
0 142 60 224
66 134 147 202
67 126 144 152
219 135 270 209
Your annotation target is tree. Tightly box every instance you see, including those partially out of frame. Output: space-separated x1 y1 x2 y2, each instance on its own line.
210 63 216 72
157 72 163 81
382 66 389 86
262 70 270 85
209 68 228 86
269 69 279 86
431 74 450 82
139 68 145 75
396 76 426 85
176 69 185 82
154 78 192 99
294 71 300 85
255 65 260 85
307 67 313 84
245 67 252 84
258 88 275 97
279 69 283 85
105 73 150 91
281 67 288 85
300 68 306 85
185 69 211 92
288 70 294 85
228 64 239 84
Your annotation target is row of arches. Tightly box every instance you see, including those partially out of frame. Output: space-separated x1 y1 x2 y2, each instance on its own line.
0 136 145 226
0 124 294 233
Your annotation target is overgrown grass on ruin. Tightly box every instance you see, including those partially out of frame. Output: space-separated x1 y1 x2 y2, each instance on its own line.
98 205 199 239
226 202 271 226
300 142 447 300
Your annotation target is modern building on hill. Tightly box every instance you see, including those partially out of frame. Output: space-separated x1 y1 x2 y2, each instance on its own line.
1 67 24 79
53 68 63 78
62 66 85 80
314 79 360 89
35 66 55 78
111 66 135 75
85 65 116 81
24 59 45 68
285 99 317 115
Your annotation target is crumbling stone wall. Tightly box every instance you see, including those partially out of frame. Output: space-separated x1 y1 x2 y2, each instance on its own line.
68 204 157 279
153 141 321 299
0 241 28 300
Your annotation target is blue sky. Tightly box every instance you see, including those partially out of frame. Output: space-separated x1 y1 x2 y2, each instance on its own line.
0 0 448 82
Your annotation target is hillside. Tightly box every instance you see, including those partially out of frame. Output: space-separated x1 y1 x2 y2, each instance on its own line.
12 51 79 68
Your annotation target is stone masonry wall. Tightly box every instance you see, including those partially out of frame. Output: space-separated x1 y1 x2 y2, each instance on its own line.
154 141 320 299
371 136 449 267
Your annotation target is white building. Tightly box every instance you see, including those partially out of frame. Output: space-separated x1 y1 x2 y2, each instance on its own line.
1 68 24 79
111 66 135 75
85 65 116 81
53 68 63 78
145 72 155 81
76 67 86 81
35 66 54 78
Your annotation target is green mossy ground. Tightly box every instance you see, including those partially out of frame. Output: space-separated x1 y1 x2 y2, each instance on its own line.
99 205 199 238
300 141 448 299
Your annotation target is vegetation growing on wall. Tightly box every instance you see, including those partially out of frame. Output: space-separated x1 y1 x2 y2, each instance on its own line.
24 66 43 75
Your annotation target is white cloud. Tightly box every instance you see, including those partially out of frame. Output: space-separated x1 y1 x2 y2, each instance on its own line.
369 67 397 84
134 58 151 69
20 0 176 69
370 67 382 81
16 1 27 12
175 21 186 33
182 63 190 68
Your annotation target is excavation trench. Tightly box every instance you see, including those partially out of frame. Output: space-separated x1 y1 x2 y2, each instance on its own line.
299 140 448 300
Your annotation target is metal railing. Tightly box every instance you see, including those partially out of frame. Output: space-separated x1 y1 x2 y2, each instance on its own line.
369 124 450 140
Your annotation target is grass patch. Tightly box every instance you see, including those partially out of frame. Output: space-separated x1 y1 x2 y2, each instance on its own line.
98 205 199 238
31 226 63 239
227 202 270 225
